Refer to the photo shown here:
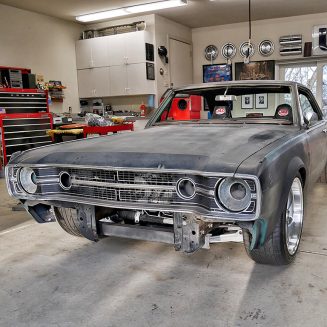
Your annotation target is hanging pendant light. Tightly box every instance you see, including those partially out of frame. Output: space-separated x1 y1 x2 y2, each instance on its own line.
244 0 252 64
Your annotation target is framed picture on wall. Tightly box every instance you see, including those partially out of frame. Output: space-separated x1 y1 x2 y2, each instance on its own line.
203 64 232 83
235 60 275 80
255 93 268 109
242 94 254 109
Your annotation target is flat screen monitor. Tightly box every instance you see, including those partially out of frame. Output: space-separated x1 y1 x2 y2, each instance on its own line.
203 64 232 83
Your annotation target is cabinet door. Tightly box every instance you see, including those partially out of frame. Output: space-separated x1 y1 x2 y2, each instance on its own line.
125 31 146 64
107 34 127 66
76 39 93 69
127 63 155 95
77 69 94 98
91 37 109 67
92 67 110 98
109 65 127 96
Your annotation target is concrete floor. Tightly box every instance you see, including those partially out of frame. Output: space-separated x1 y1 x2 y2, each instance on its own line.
0 179 327 327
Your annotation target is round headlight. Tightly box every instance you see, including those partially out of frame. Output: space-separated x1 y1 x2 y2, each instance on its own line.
217 178 251 212
177 178 196 200
59 171 72 190
19 167 37 194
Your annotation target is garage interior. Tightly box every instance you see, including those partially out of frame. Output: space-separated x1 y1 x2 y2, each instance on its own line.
1 0 327 326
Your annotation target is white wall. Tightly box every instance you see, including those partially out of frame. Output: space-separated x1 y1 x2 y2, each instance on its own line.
192 12 327 84
0 4 82 113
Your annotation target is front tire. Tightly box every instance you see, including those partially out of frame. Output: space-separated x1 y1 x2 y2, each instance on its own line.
54 207 83 237
243 175 304 265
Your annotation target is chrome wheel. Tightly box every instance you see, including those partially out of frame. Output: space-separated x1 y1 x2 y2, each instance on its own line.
285 177 304 255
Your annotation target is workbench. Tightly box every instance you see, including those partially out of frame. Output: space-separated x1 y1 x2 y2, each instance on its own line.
47 123 134 143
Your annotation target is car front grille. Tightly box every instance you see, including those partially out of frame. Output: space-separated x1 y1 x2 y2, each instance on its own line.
35 167 186 205
8 166 260 219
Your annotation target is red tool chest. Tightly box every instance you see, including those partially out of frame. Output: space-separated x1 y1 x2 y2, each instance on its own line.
0 88 53 168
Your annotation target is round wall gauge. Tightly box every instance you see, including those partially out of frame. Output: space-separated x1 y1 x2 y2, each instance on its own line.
221 43 236 60
240 42 255 58
259 40 275 56
204 45 218 61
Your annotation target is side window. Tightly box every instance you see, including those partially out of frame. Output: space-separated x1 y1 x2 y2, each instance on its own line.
299 93 320 124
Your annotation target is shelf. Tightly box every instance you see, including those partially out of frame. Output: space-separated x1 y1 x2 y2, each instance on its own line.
48 86 67 90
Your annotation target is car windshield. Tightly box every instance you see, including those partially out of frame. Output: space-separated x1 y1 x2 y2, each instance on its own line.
154 84 295 126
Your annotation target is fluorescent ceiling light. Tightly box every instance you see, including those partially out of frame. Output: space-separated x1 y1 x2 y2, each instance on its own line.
77 9 126 22
126 0 187 13
76 0 187 23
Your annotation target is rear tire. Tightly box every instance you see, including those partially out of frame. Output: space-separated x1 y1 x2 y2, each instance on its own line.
243 175 304 265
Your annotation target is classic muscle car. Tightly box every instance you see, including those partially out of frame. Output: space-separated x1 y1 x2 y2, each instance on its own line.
5 81 327 265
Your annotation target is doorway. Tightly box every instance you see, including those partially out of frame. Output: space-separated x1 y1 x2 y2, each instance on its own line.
169 38 193 88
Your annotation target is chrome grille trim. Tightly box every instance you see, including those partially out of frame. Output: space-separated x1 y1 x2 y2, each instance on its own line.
70 178 176 191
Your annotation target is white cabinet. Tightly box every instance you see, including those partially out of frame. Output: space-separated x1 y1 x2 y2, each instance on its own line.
77 69 92 98
77 67 110 98
109 65 126 96
109 63 155 96
76 31 148 68
127 63 155 95
92 67 110 97
76 37 109 69
76 39 92 69
107 34 126 66
107 31 147 66
76 31 154 98
125 31 147 64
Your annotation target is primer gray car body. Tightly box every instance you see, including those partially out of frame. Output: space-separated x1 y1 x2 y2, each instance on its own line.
5 81 327 260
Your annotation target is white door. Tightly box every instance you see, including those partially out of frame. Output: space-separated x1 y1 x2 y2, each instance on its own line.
127 63 155 95
109 65 127 96
77 69 93 98
125 31 146 64
108 34 127 66
92 67 110 98
76 39 93 69
169 38 193 88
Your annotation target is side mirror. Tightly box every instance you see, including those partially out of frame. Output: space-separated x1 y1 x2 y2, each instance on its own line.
303 111 318 127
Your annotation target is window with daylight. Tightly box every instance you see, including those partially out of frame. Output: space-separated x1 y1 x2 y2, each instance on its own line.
280 61 327 112
283 64 317 95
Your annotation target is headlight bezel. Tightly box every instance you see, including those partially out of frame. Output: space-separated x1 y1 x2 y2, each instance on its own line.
18 167 38 194
216 177 252 213
176 177 196 200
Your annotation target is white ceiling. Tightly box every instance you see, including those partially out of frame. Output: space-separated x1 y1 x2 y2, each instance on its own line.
0 0 327 28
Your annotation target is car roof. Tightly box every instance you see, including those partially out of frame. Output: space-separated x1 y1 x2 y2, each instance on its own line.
173 80 303 92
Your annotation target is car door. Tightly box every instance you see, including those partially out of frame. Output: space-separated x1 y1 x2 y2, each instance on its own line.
298 87 327 182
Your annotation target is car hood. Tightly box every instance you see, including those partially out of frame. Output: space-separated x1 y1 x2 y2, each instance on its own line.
12 124 297 174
